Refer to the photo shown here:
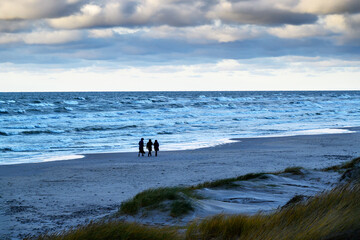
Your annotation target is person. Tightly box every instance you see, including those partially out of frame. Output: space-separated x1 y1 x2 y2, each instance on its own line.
146 139 153 157
138 138 145 157
154 140 159 157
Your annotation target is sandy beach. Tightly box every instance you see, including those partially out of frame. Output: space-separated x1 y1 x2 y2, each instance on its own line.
1 127 360 239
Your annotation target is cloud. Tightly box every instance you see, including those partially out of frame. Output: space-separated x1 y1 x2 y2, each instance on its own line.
323 14 360 43
144 22 263 43
208 0 318 25
48 0 319 30
296 0 360 14
0 0 84 20
0 30 83 44
48 1 209 29
88 29 114 38
2 56 360 92
0 20 30 32
268 23 329 39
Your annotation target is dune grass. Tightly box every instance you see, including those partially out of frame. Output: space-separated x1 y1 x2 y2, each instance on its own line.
118 168 313 217
323 157 360 172
33 182 360 240
32 157 360 240
119 187 195 216
282 166 304 175
27 221 181 240
185 183 360 240
118 173 267 216
194 172 267 189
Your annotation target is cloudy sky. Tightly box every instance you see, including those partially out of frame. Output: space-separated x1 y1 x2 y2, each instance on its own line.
1 0 360 91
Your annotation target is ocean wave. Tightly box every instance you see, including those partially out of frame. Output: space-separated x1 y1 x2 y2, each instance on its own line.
1 147 12 152
0 131 9 136
0 108 9 114
14 109 26 114
54 107 73 112
27 108 43 112
157 131 173 135
74 97 86 100
74 125 137 132
63 100 78 105
29 102 54 107
21 130 63 135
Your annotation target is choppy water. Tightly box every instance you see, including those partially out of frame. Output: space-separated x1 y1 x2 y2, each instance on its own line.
1 91 360 164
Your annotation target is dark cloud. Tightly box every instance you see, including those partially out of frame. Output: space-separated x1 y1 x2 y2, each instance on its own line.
214 6 318 26
0 20 30 33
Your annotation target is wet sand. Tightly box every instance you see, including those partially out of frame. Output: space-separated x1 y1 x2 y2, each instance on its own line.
1 127 360 239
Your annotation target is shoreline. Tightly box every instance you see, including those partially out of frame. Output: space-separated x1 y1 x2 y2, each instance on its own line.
1 129 360 239
2 126 358 166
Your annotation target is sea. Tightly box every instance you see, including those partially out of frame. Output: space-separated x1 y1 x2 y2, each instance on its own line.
1 91 360 165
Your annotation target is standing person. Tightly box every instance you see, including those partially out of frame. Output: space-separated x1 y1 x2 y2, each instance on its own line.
146 139 153 157
154 140 159 157
138 138 145 157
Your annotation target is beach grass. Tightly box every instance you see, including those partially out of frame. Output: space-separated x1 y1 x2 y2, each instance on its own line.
31 181 360 240
119 187 195 216
185 183 360 240
118 170 303 217
323 156 360 172
118 172 268 216
282 166 304 175
194 172 267 189
28 221 181 240
32 157 360 240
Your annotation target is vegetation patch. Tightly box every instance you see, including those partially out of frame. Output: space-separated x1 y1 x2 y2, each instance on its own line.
119 187 195 215
186 183 360 240
27 221 181 240
32 157 360 240
194 173 267 189
170 200 194 217
282 166 304 175
119 173 268 217
323 157 360 172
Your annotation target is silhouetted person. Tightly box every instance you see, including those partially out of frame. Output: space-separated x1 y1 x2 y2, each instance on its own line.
138 138 145 157
146 139 153 157
154 140 159 157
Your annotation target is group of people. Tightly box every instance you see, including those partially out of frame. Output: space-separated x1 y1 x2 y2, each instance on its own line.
138 138 159 157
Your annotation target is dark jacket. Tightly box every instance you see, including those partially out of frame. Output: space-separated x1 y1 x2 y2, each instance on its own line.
146 141 153 151
154 141 159 151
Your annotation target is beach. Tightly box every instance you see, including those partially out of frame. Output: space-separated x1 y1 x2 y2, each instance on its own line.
1 128 360 239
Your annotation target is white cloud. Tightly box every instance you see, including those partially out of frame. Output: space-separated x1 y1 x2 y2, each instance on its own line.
2 57 360 92
268 23 329 39
145 23 262 43
88 29 114 38
323 14 360 42
0 30 82 44
0 0 84 20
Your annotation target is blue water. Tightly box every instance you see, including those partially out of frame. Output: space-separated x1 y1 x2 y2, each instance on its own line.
1 91 360 165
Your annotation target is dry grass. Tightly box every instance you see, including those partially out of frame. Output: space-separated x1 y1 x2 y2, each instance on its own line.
119 187 195 216
31 183 360 240
185 183 360 240
27 221 181 240
32 157 360 240
323 157 360 172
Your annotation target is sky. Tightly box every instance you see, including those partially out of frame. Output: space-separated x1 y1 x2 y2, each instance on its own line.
1 0 360 91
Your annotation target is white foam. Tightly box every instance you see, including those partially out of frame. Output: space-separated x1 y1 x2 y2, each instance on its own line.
160 138 238 151
42 155 85 162
252 128 355 138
